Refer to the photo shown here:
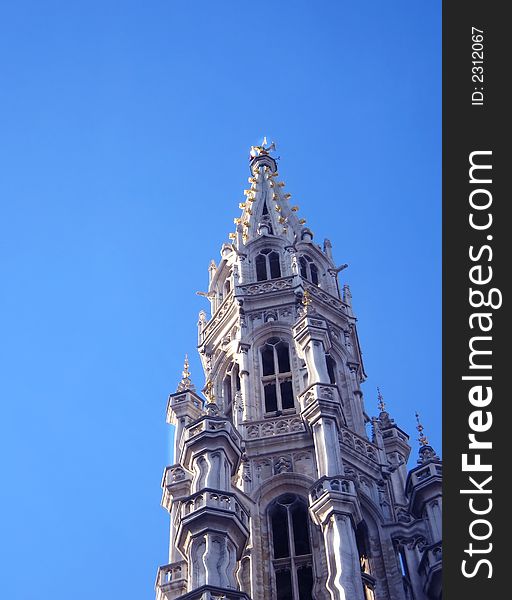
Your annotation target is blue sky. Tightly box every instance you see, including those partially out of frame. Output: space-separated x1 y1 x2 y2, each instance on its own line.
0 1 441 598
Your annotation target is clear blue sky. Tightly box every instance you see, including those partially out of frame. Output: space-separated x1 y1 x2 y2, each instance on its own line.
0 1 441 598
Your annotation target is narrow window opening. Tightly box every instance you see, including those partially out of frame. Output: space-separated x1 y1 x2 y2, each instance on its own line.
256 254 267 281
272 505 290 558
280 380 294 409
299 256 308 279
269 251 281 279
292 502 311 555
277 342 291 373
276 570 293 600
264 383 278 412
310 263 319 285
262 345 276 376
326 354 336 385
297 566 313 600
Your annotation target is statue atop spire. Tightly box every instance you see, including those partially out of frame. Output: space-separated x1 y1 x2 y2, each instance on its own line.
415 411 440 464
415 411 429 446
249 136 276 158
377 386 386 412
376 386 395 429
176 354 195 392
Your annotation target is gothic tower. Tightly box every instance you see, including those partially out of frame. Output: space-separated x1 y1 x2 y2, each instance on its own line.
155 141 442 600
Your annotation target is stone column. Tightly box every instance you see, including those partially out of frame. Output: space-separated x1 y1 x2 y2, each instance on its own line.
323 514 364 600
309 479 365 600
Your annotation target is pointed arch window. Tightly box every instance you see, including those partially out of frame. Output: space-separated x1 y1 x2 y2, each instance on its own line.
269 494 314 600
260 338 294 413
256 249 281 281
299 256 319 286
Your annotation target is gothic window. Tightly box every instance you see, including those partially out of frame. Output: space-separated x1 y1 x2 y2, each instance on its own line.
256 249 281 281
269 494 314 600
325 354 336 385
260 338 294 413
299 255 320 286
356 522 376 600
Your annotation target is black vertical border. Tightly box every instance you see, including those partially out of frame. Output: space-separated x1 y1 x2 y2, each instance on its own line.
443 1 508 597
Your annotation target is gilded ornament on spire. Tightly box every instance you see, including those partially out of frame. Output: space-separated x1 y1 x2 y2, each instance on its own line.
415 411 429 446
177 354 195 392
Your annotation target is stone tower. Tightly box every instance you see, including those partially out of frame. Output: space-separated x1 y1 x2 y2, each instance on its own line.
155 141 442 600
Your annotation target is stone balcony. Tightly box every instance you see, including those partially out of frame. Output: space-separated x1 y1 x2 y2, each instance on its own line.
179 489 250 529
155 561 188 600
175 489 250 557
406 461 443 517
408 462 443 489
309 476 362 527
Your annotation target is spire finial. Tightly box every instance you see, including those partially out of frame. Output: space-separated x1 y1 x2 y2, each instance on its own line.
177 354 195 392
377 387 386 412
415 411 429 446
249 137 276 158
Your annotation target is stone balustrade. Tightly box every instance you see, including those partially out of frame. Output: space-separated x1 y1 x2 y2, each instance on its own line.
338 425 380 465
309 476 357 502
236 275 295 297
243 414 305 440
180 490 250 528
198 291 235 344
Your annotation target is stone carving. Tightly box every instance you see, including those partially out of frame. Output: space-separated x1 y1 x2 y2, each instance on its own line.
273 455 293 474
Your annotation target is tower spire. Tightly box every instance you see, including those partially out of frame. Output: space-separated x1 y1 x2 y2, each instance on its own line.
228 138 309 246
176 354 195 392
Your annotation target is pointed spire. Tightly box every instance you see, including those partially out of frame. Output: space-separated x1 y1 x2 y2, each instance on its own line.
177 354 195 392
235 140 310 246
